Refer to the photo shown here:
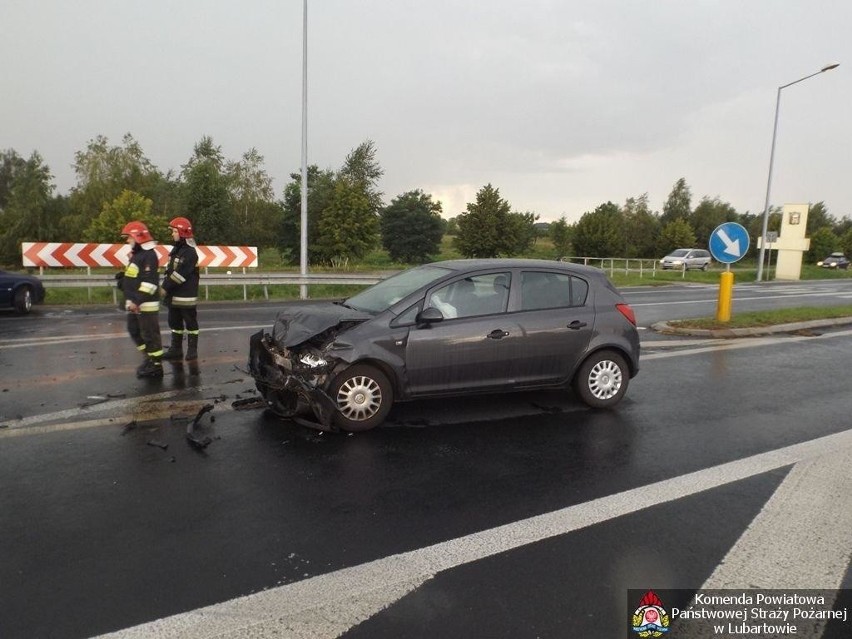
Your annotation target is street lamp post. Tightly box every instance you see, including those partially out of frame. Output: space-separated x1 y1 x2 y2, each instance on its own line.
299 0 309 299
756 63 839 282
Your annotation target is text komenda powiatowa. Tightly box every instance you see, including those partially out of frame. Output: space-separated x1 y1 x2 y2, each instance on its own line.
671 592 848 624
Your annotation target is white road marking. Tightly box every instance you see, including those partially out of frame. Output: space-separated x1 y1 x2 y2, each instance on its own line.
0 390 239 432
675 447 852 639
93 428 852 639
0 324 270 350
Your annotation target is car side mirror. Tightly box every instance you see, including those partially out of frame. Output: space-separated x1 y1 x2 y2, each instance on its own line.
416 306 444 327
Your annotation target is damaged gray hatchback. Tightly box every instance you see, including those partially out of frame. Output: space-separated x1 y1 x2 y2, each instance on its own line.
248 259 640 432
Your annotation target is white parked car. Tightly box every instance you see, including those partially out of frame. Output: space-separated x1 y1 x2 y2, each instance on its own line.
660 248 712 271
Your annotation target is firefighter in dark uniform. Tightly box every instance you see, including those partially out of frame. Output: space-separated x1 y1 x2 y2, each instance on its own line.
121 221 164 378
160 216 200 361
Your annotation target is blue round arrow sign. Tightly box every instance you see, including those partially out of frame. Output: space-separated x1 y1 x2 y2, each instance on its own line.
709 222 750 264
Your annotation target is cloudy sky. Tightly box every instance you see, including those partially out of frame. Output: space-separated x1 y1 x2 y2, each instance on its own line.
2 0 849 223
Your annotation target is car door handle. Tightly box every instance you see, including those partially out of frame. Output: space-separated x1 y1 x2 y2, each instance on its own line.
567 320 587 330
487 329 509 339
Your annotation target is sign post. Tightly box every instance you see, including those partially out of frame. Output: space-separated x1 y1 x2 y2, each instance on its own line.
708 223 750 322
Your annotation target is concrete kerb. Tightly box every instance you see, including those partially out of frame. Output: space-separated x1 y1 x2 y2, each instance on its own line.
650 316 852 338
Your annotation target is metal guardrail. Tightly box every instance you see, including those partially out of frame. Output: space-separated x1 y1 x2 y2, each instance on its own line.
38 271 392 302
561 256 685 278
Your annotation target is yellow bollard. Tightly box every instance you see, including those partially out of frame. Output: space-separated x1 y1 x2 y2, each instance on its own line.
716 271 734 322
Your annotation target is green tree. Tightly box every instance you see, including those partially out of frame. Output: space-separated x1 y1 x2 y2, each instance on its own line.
621 194 660 258
181 137 233 245
280 165 336 263
840 228 852 258
66 133 160 239
505 211 540 255
83 190 168 243
806 201 836 236
657 218 697 255
227 148 274 222
0 152 56 266
660 178 692 226
572 202 624 257
240 200 285 249
281 140 385 265
689 196 739 247
549 215 573 257
339 140 384 213
380 190 444 263
453 184 521 258
314 177 378 264
0 149 27 211
444 216 459 236
225 148 277 246
806 227 839 264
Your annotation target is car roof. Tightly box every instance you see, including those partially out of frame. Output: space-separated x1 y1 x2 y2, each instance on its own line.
425 258 605 278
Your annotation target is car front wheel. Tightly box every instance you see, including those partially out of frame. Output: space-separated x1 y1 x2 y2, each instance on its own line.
573 350 629 408
329 364 394 431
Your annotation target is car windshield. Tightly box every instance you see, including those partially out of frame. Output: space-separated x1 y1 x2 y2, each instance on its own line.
343 265 453 314
669 249 690 257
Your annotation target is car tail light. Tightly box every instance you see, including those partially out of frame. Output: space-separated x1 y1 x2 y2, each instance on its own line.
616 303 636 326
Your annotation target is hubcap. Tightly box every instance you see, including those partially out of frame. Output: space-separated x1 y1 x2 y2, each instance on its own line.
337 375 382 421
587 359 623 400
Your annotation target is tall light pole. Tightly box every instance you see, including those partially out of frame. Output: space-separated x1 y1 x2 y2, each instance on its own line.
756 63 839 282
299 0 309 298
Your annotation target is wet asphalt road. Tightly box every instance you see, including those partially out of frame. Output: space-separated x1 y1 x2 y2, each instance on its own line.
2 281 852 638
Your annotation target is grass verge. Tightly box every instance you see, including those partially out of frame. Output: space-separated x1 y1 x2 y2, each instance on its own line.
668 305 852 330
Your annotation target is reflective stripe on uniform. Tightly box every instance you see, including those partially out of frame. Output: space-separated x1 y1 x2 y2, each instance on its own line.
138 281 158 294
170 296 198 307
139 301 160 312
169 271 187 284
125 263 139 278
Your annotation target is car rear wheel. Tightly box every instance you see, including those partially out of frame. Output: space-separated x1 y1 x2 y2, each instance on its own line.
13 287 32 314
330 364 393 431
573 350 629 408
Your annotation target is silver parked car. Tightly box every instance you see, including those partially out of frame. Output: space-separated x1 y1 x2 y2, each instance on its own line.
248 259 640 431
660 248 712 271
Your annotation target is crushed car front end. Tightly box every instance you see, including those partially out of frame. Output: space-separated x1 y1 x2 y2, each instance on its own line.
247 303 374 430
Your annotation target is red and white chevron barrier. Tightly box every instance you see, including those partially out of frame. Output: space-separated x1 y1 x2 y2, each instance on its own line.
21 242 258 269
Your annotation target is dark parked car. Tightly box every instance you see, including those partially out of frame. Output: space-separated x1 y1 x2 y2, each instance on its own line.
0 269 46 314
817 252 850 269
248 259 640 431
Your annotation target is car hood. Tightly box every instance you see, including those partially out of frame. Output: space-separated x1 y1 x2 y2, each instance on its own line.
271 302 373 348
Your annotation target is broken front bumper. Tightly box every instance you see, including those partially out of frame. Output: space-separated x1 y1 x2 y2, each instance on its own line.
248 330 340 431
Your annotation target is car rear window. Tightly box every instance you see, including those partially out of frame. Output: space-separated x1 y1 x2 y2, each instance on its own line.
520 271 588 311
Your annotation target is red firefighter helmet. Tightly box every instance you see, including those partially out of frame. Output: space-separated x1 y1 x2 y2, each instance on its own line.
121 221 154 243
169 216 194 239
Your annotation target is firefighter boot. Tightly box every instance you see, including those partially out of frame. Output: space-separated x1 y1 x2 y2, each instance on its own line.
137 356 164 379
185 334 199 362
161 334 184 360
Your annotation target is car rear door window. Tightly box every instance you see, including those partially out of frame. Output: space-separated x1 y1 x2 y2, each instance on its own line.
520 271 587 311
